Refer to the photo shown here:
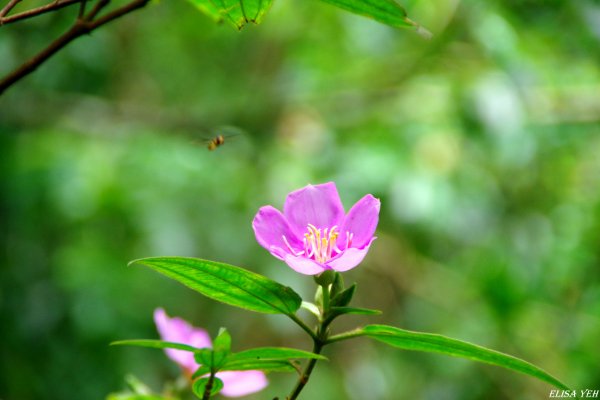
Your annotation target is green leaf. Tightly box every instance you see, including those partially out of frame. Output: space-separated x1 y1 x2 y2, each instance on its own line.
330 306 382 316
192 365 212 380
300 301 321 318
130 257 302 315
212 328 232 369
221 359 297 373
194 348 214 368
124 375 154 395
314 270 336 286
228 347 327 362
316 0 431 37
185 0 274 29
213 328 232 354
106 375 171 400
222 347 325 373
192 377 224 399
110 339 201 353
330 283 356 307
107 394 172 400
330 272 345 299
361 324 570 390
185 0 222 22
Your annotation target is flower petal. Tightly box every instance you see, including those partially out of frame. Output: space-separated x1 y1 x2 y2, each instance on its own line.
326 239 375 272
253 206 303 255
284 182 345 233
217 370 268 397
339 194 380 249
284 254 327 275
154 308 211 372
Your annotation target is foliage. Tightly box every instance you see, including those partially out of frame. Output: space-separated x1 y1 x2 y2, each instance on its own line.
1 0 599 399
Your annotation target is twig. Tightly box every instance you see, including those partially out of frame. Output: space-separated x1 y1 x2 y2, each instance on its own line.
78 0 87 19
0 0 151 95
0 0 22 18
0 0 81 26
85 0 109 21
288 340 324 400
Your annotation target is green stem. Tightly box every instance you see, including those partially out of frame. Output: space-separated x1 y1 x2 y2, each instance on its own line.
288 338 324 400
288 313 319 342
321 283 330 312
201 371 215 400
287 283 336 400
325 328 366 344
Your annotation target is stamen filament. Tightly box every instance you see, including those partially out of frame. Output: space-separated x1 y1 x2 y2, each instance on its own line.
301 224 343 264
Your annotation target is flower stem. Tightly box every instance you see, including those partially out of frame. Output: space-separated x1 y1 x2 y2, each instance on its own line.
321 283 330 312
287 282 337 400
288 313 319 342
288 338 324 400
202 371 215 400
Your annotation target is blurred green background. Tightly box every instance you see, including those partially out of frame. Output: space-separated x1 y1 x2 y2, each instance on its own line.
1 0 599 399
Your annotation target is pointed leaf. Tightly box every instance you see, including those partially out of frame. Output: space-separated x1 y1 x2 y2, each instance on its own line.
330 306 382 316
314 270 336 286
186 0 222 22
212 328 231 369
316 0 431 37
194 348 215 368
330 283 356 307
110 339 201 353
192 365 212 380
130 257 302 315
228 347 327 362
361 324 569 390
330 272 345 299
301 301 321 318
221 359 297 373
222 347 325 373
185 0 273 29
192 376 224 399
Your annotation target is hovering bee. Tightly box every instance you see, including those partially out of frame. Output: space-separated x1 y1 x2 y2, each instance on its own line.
206 134 226 151
202 127 243 151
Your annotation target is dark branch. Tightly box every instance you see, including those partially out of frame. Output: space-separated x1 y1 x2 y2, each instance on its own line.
78 0 87 19
0 0 82 26
0 0 22 18
0 0 151 95
85 0 109 21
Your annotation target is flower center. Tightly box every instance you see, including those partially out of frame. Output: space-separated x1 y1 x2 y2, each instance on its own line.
282 224 354 263
303 224 340 263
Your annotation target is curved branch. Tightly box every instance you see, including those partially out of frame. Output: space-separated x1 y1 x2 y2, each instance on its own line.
0 0 82 26
0 0 151 95
0 0 22 18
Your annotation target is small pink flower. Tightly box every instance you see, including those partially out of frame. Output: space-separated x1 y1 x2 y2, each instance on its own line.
153 308 268 398
252 182 379 275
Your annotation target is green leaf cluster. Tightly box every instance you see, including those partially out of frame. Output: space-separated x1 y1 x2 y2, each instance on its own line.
112 332 326 398
184 0 429 36
128 256 570 393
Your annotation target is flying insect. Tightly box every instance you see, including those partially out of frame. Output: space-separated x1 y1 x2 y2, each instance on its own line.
203 126 243 151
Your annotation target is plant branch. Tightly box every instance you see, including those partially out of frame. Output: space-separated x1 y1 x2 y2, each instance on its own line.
78 0 87 19
0 0 81 26
0 0 151 96
288 339 324 400
85 0 109 21
202 371 216 400
287 313 319 342
0 0 21 18
287 282 340 400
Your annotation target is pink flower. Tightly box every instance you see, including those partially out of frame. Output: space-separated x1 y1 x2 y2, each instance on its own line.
252 182 379 275
153 308 268 398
